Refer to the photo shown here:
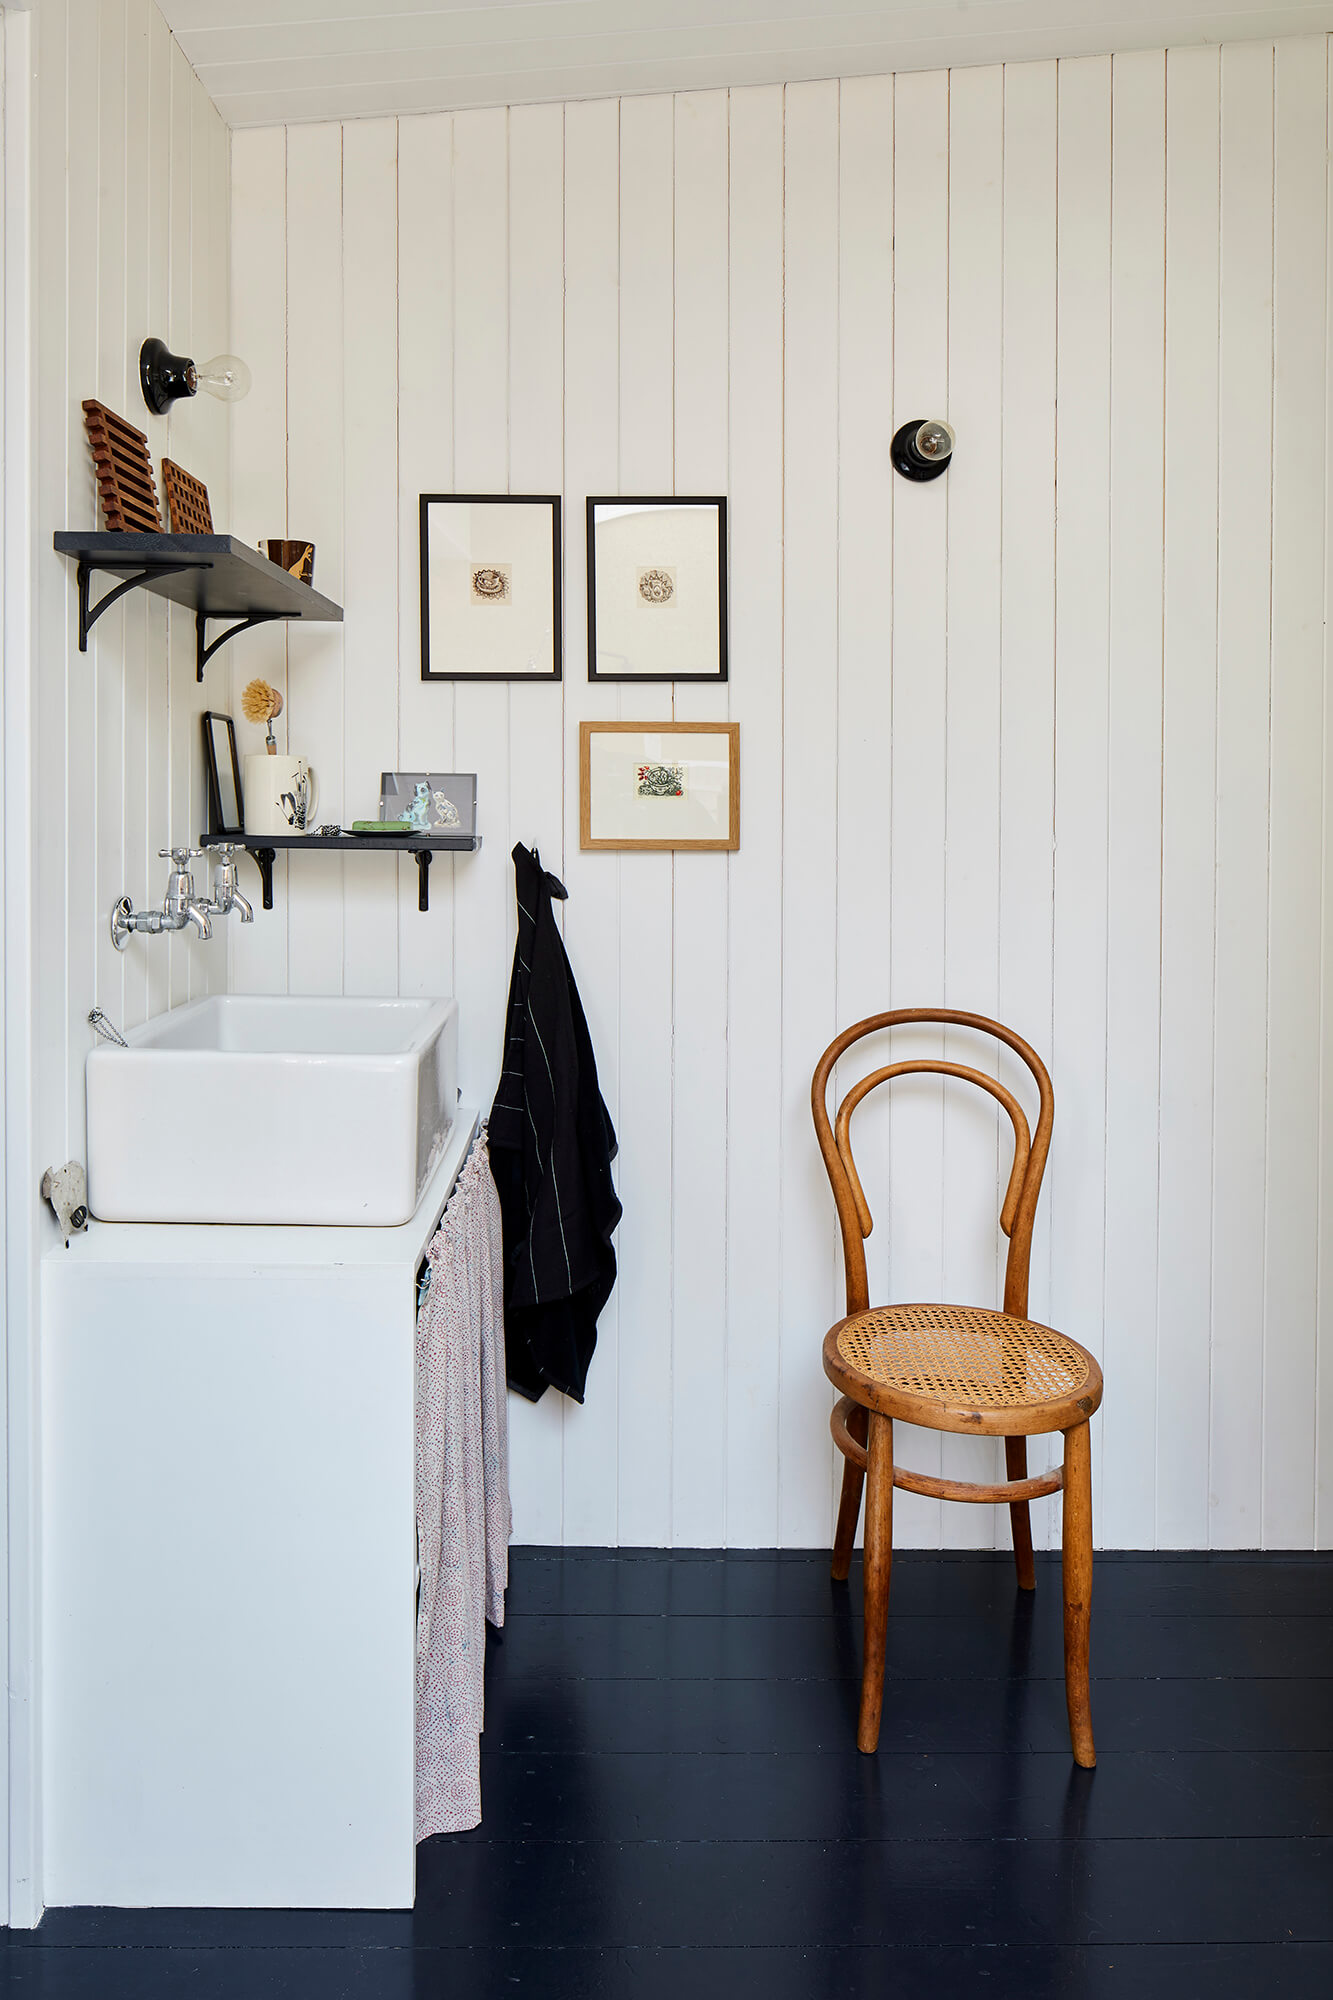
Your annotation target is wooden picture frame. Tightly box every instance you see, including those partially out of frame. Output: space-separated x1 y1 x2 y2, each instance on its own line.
202 712 244 835
586 496 728 682
420 493 562 682
579 721 739 851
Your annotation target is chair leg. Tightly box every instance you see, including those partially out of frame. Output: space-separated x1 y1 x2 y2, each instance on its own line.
1005 1436 1036 1591
857 1411 894 1755
832 1402 869 1581
1061 1420 1096 1768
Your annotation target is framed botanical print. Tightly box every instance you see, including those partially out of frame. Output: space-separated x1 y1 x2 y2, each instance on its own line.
420 493 562 681
580 721 740 851
586 496 727 682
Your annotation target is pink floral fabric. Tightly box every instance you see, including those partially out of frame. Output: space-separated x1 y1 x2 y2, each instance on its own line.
415 1133 511 1839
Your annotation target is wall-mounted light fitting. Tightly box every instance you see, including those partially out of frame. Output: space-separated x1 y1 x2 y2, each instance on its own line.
891 418 955 482
140 337 252 416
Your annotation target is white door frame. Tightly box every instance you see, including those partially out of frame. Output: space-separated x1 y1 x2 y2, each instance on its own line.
2 0 41 1930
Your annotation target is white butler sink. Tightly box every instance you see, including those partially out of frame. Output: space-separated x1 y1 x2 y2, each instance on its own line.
87 996 459 1226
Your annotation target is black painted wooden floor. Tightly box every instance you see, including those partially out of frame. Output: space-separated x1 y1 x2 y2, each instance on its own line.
4 1547 1332 1996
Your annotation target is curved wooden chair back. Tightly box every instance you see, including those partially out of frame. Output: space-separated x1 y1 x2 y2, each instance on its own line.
811 1008 1054 1323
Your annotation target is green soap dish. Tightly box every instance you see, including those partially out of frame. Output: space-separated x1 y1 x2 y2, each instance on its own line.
349 821 413 837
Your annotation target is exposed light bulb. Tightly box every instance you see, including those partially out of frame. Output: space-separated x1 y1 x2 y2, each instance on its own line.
914 419 955 461
192 353 252 403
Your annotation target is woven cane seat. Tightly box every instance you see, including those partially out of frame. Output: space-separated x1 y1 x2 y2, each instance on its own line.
825 1303 1102 1436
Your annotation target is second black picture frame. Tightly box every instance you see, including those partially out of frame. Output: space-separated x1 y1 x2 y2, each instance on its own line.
586 496 728 682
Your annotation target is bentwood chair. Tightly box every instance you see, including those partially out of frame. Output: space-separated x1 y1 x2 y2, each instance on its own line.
812 1008 1103 1766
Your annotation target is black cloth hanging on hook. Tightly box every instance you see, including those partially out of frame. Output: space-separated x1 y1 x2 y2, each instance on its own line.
489 844 621 1403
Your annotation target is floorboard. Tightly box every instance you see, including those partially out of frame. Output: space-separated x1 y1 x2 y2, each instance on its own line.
4 1549 1331 1995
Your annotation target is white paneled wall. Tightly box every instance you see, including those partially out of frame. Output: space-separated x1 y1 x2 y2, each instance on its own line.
30 0 230 1171
229 38 1333 1551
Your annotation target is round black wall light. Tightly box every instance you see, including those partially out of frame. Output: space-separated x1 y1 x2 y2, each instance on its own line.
891 417 955 481
140 337 251 415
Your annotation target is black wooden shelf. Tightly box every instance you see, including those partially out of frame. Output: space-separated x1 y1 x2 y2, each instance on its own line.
200 832 482 913
53 532 343 680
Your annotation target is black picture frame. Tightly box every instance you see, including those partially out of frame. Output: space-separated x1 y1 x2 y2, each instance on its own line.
586 495 728 683
420 493 562 682
202 711 244 835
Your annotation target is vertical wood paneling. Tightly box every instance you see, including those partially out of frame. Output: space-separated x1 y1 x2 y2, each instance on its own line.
887 69 951 1545
1157 44 1221 1547
504 101 567 1544
285 122 345 995
30 0 229 1192
225 36 1333 1550
614 92 676 1547
184 68 229 1002
341 118 400 995
997 63 1058 1538
1211 40 1275 1547
1264 37 1326 1546
723 83 785 1546
1102 49 1167 1551
834 72 894 1541
35 0 71 1182
121 0 151 1035
143 0 174 1024
229 122 289 996
560 97 622 1545
670 89 730 1545
1050 54 1113 1538
164 40 194 1010
451 107 512 1111
65 1 99 1128
393 112 454 1003
940 63 1004 1545
94 1 127 1035
779 79 840 1549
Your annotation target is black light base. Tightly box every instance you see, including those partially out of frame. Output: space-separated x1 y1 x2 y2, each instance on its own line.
140 337 197 415
891 418 951 482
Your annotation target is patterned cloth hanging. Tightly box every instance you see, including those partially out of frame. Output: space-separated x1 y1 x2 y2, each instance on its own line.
414 1132 511 1839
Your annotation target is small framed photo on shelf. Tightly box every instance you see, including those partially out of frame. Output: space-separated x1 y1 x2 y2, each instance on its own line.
580 721 739 851
380 772 477 836
202 712 243 835
586 496 727 682
420 493 561 682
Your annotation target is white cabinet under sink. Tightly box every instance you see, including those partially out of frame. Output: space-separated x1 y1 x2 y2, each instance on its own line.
41 1110 477 1911
86 994 459 1227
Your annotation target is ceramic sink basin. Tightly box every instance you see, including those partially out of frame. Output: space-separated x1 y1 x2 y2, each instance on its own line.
86 995 459 1226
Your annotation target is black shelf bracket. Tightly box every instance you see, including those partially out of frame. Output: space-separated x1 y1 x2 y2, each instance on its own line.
76 557 209 653
415 849 432 912
251 847 277 911
196 609 283 683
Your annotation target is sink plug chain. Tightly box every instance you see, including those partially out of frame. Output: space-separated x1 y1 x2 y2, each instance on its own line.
88 1007 129 1048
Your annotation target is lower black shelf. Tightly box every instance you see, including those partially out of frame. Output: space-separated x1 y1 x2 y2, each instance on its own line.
200 832 482 913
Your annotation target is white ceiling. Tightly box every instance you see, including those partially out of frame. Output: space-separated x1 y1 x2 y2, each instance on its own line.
158 0 1333 127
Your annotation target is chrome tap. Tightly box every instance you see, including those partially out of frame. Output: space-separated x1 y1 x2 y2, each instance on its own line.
162 848 214 939
111 848 214 951
203 844 254 925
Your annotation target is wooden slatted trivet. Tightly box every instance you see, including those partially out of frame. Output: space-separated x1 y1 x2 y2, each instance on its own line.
81 399 162 533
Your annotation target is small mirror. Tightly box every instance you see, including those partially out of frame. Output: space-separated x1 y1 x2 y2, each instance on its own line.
202 712 243 834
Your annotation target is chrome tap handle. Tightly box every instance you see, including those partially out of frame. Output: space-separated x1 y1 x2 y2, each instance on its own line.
159 846 205 866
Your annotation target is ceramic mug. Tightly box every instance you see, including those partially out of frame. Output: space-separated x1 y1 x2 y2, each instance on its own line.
243 754 319 836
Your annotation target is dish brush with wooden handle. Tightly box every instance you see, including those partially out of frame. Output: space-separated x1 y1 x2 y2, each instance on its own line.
241 678 284 753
